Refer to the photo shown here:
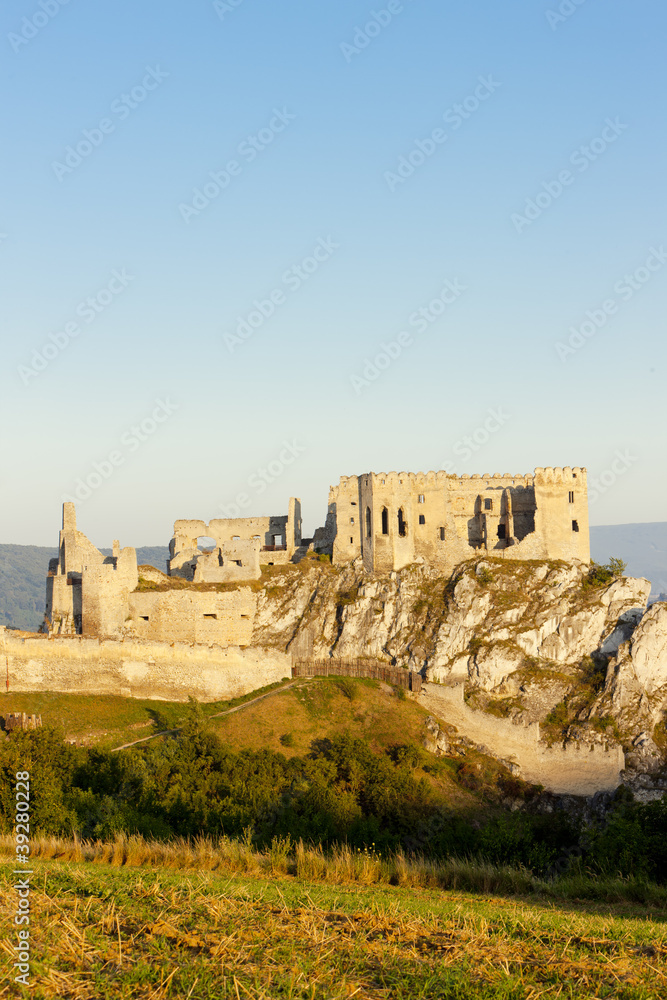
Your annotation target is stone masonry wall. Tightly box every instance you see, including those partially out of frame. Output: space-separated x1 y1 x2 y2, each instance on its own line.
332 467 590 574
2 629 291 703
127 588 257 645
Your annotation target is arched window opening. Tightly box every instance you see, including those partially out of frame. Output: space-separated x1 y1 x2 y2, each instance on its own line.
381 508 389 535
197 536 217 553
398 509 407 537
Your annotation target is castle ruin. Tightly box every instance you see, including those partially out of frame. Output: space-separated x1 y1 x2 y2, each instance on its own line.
328 466 590 573
43 466 589 642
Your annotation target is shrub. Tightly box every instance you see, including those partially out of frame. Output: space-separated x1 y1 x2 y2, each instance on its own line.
335 678 357 701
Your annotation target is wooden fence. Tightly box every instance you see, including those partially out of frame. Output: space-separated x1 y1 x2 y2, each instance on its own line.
292 657 422 693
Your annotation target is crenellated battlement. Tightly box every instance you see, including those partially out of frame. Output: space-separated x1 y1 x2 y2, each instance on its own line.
338 468 569 488
534 466 587 484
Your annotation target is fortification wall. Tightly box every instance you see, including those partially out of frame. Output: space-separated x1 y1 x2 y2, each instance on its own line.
331 477 363 565
333 467 589 575
422 682 623 796
127 589 256 645
1 629 291 703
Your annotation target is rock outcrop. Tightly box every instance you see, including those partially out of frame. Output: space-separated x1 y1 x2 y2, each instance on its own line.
253 557 652 696
591 603 667 731
251 555 667 795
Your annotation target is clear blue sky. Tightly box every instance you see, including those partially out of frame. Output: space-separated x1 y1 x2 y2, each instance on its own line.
1 0 665 546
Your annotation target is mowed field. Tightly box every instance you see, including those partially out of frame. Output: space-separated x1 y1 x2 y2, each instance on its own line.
2 857 667 999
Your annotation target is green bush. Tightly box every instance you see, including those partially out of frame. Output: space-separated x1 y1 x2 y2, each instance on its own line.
4 723 667 884
583 557 627 592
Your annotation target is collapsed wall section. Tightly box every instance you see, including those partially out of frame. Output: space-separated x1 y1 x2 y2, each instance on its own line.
169 498 302 579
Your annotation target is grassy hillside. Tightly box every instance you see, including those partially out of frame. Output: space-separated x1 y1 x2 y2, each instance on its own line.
0 679 500 815
0 677 449 755
1 856 666 998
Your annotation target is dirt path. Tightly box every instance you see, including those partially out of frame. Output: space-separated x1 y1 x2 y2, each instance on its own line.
110 680 303 752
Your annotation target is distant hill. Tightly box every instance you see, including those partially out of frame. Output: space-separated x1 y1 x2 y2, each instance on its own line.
1 524 665 632
0 545 169 631
590 522 667 596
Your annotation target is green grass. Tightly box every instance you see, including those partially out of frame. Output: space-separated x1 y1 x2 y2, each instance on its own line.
2 847 667 998
0 680 293 750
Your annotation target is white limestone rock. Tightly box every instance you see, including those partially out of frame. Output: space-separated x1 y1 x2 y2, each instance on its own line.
469 644 524 691
423 716 449 755
625 602 667 694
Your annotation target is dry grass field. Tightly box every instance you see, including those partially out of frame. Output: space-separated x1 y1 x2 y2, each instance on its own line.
3 679 667 997
2 848 667 999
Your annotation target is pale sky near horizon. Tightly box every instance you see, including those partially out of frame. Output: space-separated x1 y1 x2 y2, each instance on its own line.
0 0 665 547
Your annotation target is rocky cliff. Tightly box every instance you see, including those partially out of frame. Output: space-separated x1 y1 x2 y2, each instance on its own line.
252 555 667 797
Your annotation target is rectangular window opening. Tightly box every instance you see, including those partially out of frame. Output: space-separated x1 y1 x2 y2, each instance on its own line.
350 517 355 524
350 536 354 544
568 491 575 503
497 524 506 539
140 616 149 621
439 527 445 541
572 520 579 532
203 613 217 619
418 514 426 525
484 498 492 511
418 494 425 503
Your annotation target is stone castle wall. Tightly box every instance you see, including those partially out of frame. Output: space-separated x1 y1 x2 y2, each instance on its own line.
169 498 302 580
422 682 624 796
127 588 257 645
332 467 589 573
2 629 291 703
